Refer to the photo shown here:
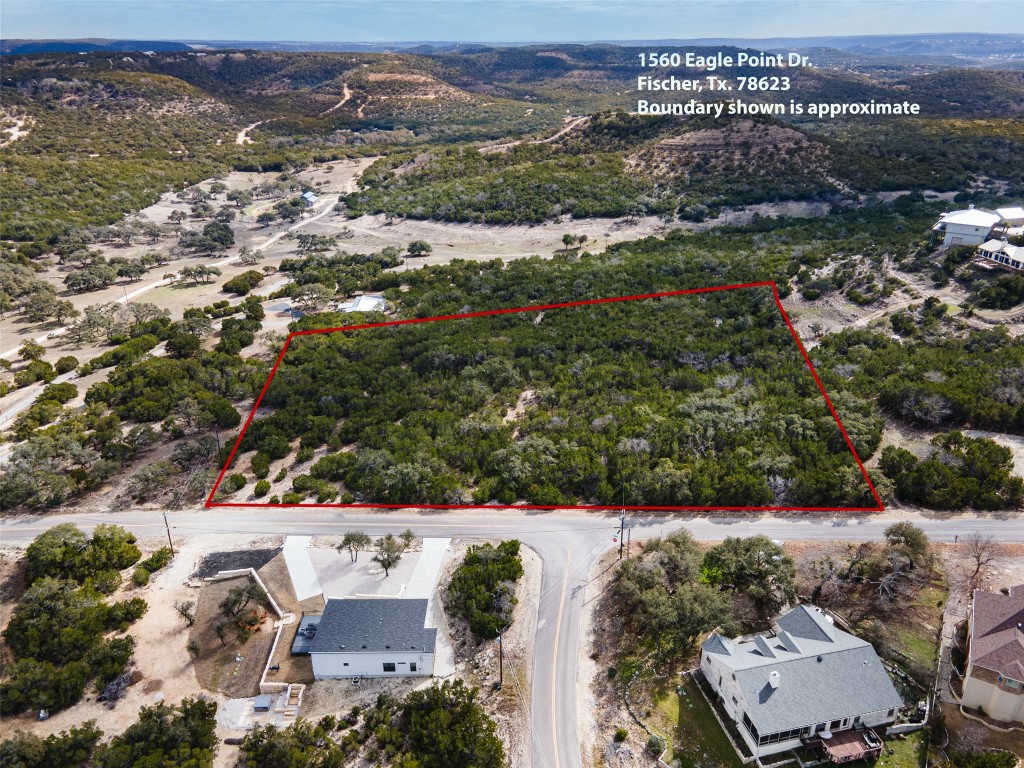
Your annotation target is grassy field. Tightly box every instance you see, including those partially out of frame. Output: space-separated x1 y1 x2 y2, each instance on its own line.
650 675 747 768
877 730 927 768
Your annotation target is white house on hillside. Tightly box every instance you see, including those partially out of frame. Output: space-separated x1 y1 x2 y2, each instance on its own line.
932 206 1003 246
308 598 436 679
700 605 904 761
979 239 1024 272
996 207 1024 228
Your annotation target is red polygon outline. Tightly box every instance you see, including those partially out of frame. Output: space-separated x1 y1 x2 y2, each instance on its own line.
207 282 884 512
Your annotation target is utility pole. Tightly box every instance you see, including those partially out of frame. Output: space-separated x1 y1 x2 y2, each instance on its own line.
619 507 626 560
496 620 513 689
163 512 174 556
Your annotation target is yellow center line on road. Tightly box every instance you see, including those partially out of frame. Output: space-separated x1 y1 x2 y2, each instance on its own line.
550 550 571 768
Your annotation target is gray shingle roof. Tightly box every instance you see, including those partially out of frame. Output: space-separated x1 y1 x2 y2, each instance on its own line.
703 606 903 735
310 599 437 655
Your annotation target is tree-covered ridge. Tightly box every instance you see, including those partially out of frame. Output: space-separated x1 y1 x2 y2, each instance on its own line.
344 110 1024 225
234 288 877 508
345 143 667 223
0 70 239 241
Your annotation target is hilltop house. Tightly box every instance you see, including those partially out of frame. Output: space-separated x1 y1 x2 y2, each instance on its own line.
307 598 436 679
700 605 904 761
996 207 1024 228
933 206 1003 246
961 584 1024 724
301 190 320 207
336 294 387 313
978 239 1024 272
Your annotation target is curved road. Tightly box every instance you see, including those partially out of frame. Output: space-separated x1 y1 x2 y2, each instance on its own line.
3 508 1022 766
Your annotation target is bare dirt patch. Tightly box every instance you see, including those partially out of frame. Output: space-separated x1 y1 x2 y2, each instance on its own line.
0 549 27 630
257 552 324 686
191 575 276 698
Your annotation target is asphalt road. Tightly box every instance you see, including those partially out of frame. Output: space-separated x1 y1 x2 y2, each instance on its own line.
2 508 1022 767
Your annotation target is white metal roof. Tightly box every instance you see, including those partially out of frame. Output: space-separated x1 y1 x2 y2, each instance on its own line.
997 206 1024 220
338 295 386 313
939 209 1002 227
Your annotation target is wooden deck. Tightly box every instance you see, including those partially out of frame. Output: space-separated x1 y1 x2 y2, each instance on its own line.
805 729 883 764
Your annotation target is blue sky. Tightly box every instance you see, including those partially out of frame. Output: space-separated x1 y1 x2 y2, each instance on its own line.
2 0 1019 42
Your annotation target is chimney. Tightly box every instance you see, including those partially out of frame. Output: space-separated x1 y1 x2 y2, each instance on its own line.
769 671 780 689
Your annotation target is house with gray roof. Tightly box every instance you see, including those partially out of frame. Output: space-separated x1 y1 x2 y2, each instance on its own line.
700 605 904 760
308 598 437 679
961 584 1024 724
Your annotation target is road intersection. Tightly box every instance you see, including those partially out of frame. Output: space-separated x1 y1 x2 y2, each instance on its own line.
2 508 1021 767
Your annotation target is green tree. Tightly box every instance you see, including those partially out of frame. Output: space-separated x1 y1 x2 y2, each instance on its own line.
372 533 405 577
339 530 372 562
407 240 432 257
18 341 45 361
0 721 101 768
24 523 90 585
446 540 523 639
399 679 504 768
701 536 797 619
293 283 333 312
884 521 930 569
92 697 217 768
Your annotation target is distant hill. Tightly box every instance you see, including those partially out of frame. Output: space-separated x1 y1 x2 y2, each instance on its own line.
0 39 192 55
2 32 1021 62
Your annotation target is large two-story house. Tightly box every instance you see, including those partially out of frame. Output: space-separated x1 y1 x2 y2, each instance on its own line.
700 605 904 761
961 584 1024 724
932 206 1004 246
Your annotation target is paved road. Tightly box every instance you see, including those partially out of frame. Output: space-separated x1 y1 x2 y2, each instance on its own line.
2 508 1022 766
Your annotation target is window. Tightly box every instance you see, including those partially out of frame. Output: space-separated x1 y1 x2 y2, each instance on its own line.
830 720 841 730
343 663 349 667
410 663 417 672
854 716 861 725
383 663 396 672
742 713 759 741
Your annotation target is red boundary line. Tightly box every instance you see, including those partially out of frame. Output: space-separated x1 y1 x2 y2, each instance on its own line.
206 282 884 512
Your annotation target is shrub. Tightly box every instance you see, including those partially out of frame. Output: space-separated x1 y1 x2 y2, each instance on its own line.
251 452 271 479
54 355 80 374
131 567 150 587
106 596 148 629
25 523 140 586
613 727 628 742
226 473 247 493
254 479 271 497
222 270 265 296
646 734 666 756
445 540 523 639
91 569 122 595
138 546 172 573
